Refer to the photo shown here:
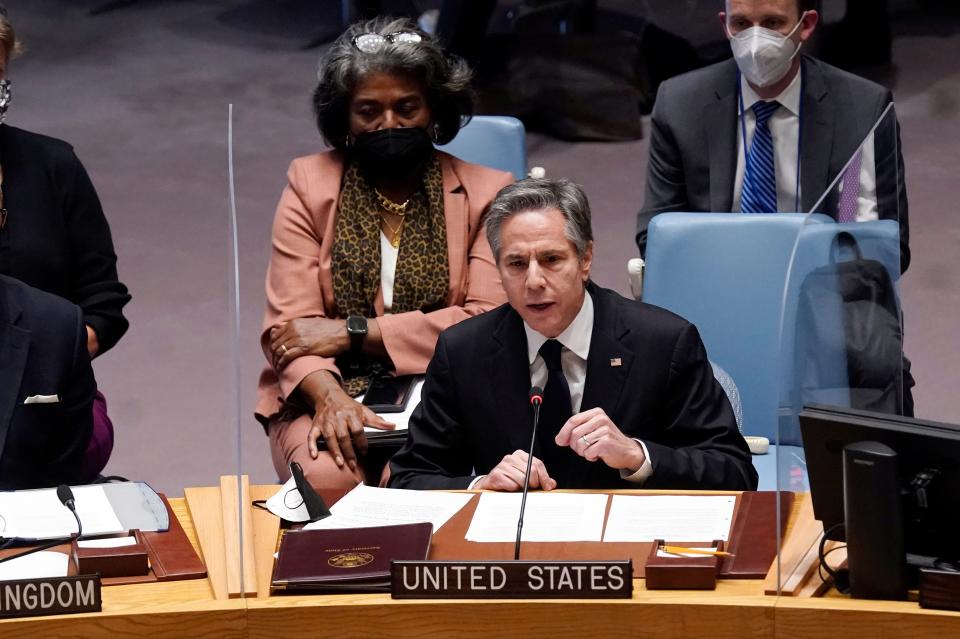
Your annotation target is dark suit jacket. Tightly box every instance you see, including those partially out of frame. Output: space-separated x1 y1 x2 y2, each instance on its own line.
636 57 910 272
389 284 757 491
0 275 95 489
0 124 131 353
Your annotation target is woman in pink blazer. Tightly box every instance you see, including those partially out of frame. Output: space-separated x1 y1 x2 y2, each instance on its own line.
256 17 513 491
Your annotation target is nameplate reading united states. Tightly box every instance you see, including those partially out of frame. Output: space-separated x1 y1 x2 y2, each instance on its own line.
391 560 632 599
0 575 102 619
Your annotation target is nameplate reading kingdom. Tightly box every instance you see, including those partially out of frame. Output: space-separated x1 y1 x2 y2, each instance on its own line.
0 575 102 619
391 561 632 599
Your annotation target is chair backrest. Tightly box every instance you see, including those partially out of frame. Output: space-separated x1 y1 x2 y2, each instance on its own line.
711 362 743 433
641 213 828 443
436 115 527 180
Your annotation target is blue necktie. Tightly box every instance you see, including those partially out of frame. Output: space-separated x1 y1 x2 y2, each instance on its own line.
741 101 780 214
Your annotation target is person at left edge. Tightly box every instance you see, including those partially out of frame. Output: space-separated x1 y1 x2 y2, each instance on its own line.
0 275 95 490
256 17 513 493
390 178 757 491
0 9 129 481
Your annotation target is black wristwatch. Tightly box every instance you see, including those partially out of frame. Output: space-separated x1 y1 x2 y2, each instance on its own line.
345 315 368 355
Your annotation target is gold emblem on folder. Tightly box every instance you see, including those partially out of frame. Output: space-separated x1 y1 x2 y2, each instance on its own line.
328 552 375 569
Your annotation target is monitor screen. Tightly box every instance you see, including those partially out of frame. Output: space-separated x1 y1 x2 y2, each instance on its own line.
800 404 960 562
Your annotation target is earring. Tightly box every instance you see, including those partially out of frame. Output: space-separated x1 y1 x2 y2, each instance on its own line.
430 124 440 143
344 134 353 148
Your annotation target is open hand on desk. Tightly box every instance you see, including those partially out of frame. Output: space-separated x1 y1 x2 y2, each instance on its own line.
474 450 557 492
300 371 395 471
555 407 646 473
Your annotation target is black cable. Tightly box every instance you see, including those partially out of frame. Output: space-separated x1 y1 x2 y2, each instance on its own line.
94 475 130 483
818 523 844 581
818 544 848 584
0 492 83 565
818 522 849 593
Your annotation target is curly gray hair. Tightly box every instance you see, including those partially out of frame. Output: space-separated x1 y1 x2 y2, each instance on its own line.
312 16 474 150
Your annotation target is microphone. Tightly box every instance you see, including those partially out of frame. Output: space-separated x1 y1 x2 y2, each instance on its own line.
514 386 543 561
0 484 83 565
57 484 76 512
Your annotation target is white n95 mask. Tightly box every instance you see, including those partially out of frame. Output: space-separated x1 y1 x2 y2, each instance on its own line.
728 15 806 88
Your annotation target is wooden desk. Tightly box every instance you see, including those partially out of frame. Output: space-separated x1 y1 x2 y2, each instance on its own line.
3 488 959 639
0 499 246 639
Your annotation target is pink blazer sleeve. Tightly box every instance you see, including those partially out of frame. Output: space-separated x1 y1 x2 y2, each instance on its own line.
376 156 514 375
261 155 343 398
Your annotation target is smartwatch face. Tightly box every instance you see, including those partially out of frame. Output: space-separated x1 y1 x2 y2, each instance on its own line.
346 316 367 334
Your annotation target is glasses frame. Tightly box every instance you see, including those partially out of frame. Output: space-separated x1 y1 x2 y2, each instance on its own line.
351 31 423 53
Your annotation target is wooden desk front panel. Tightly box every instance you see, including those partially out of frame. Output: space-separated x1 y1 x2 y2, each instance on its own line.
776 597 960 639
246 580 774 639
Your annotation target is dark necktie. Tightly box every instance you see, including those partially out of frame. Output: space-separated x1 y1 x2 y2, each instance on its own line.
741 100 780 213
535 339 573 475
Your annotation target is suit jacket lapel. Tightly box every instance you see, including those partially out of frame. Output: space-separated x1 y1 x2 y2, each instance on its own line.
799 58 834 211
0 289 29 462
580 286 634 421
440 156 468 301
487 308 535 453
708 60 739 213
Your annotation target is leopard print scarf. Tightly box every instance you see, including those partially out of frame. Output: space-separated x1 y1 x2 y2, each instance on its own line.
331 155 449 395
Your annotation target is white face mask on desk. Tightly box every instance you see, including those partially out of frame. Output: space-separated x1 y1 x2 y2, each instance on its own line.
728 14 807 88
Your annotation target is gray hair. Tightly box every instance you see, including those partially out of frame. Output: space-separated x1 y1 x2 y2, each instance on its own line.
312 16 474 150
485 178 594 262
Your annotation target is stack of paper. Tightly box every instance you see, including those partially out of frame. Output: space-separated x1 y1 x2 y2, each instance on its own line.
303 484 472 533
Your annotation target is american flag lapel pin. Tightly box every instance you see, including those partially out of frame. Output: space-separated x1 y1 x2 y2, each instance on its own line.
610 357 622 367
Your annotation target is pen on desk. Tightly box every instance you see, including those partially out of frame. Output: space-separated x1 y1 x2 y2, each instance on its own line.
661 545 735 558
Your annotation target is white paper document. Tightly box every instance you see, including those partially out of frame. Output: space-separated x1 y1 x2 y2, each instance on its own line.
0 551 70 582
77 536 138 549
302 484 471 533
362 378 425 433
602 495 736 543
0 485 125 540
465 492 609 543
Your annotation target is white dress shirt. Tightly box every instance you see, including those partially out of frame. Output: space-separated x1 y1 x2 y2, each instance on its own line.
733 72 878 219
379 232 399 313
522 292 653 485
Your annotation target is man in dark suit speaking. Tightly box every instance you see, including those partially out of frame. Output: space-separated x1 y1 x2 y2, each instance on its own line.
0 275 95 489
390 179 757 491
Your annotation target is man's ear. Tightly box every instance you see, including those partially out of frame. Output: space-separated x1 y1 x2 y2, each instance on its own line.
798 10 819 42
580 241 593 282
718 11 729 38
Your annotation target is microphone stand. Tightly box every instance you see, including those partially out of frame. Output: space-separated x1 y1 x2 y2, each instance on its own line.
0 485 83 565
515 389 543 561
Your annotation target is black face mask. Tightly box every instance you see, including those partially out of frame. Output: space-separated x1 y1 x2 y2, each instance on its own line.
351 127 434 180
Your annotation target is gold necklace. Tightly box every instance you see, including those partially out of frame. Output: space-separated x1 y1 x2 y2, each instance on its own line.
374 189 409 215
380 213 405 248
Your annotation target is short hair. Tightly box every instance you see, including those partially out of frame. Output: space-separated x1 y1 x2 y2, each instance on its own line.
0 7 24 61
485 178 593 263
722 0 816 16
312 16 474 151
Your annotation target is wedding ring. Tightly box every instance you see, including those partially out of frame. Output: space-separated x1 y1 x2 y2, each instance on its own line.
281 344 288 354
580 435 592 447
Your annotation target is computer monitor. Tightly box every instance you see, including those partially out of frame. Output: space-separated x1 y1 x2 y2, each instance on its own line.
800 404 960 563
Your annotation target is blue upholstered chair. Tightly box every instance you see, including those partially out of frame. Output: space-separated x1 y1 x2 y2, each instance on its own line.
639 213 903 490
436 115 527 180
640 213 828 490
